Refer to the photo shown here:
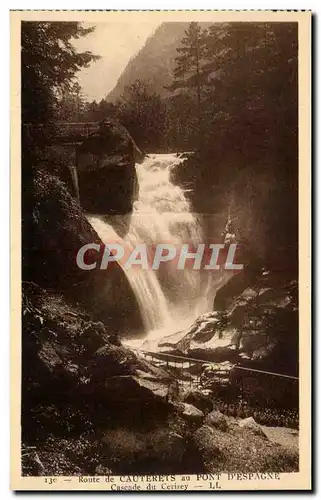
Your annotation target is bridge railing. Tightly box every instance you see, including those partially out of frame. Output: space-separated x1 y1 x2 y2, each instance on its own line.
129 347 234 389
129 347 299 410
23 121 101 142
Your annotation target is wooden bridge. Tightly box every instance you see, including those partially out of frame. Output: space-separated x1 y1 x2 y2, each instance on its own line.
130 347 233 389
127 346 299 392
23 121 102 144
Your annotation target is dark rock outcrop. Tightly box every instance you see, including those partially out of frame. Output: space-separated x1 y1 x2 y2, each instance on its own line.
77 120 142 215
22 167 143 333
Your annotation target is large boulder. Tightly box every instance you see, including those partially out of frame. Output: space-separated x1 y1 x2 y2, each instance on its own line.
77 120 142 215
86 344 138 383
142 274 298 392
178 403 204 424
103 373 174 404
238 417 269 439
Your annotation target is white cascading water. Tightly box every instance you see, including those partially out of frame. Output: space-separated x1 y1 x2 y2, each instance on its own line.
88 153 211 346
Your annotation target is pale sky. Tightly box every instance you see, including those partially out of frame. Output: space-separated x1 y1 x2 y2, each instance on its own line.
73 22 160 102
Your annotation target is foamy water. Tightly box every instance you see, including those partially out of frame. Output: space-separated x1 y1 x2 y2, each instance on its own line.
89 153 213 346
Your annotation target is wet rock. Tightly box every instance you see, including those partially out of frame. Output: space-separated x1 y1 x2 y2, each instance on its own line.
145 329 187 352
143 311 233 362
95 465 113 475
22 285 188 475
200 362 233 391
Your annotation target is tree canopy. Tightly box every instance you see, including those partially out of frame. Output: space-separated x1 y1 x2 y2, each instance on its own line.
168 21 298 159
21 21 100 124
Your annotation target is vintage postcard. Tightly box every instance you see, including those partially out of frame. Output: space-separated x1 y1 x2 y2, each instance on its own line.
10 10 311 491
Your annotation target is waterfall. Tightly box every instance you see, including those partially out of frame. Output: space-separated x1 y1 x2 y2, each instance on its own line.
88 153 210 344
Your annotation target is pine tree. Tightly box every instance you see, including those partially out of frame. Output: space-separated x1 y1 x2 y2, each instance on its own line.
169 22 208 132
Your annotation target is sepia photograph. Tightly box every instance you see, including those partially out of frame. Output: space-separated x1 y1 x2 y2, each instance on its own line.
10 10 311 491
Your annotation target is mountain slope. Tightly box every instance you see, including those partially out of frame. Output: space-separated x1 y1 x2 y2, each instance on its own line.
106 22 191 101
